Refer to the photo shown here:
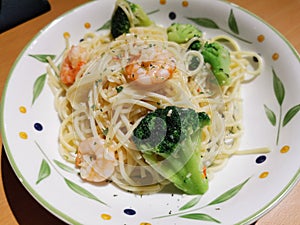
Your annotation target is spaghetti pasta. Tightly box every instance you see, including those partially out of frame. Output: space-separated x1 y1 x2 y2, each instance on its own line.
47 22 262 193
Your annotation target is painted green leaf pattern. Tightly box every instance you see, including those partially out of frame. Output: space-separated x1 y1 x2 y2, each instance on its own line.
96 19 111 31
207 177 250 206
179 196 201 211
34 141 108 206
32 73 46 105
273 69 285 106
36 159 51 184
186 10 251 44
147 9 160 15
29 54 56 63
283 104 300 127
96 9 159 31
180 213 221 223
264 104 276 126
228 9 239 34
186 17 219 29
264 68 299 145
153 178 251 222
53 160 77 173
64 178 107 206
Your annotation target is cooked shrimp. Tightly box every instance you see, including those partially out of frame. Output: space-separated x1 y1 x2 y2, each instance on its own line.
125 48 176 85
75 137 116 182
60 45 88 85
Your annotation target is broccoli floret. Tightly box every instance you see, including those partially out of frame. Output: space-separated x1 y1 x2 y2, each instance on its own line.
111 6 131 39
111 0 152 39
188 40 202 51
167 23 202 44
127 0 152 27
201 41 231 86
133 106 210 195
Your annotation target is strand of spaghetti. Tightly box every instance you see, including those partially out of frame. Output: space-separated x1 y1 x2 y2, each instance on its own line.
116 149 145 186
47 57 60 77
234 147 271 155
113 98 157 111
114 116 144 150
211 35 241 51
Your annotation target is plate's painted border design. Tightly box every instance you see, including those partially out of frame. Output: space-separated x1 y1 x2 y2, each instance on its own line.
1 0 299 224
263 69 300 145
152 177 250 223
186 9 251 44
34 141 108 206
25 6 295 224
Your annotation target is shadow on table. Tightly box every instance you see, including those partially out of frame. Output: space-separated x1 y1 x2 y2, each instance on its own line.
0 0 51 33
1 146 66 225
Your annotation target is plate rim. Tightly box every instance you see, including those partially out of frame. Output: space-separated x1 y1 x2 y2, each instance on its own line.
1 0 299 224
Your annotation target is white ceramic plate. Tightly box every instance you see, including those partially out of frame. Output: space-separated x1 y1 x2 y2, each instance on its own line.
1 0 300 224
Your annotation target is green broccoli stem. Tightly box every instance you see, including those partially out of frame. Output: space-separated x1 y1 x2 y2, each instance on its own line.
133 106 210 195
170 151 208 195
168 131 208 195
143 128 208 195
127 0 152 26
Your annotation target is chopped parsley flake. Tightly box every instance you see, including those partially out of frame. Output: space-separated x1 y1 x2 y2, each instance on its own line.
102 128 109 136
116 86 124 93
91 104 96 110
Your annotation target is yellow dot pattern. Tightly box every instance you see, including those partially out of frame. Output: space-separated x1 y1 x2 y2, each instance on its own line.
19 132 28 139
84 22 91 29
272 53 279 61
280 145 290 153
63 32 70 39
257 34 265 42
259 171 269 179
182 1 189 7
19 106 27 113
101 213 111 220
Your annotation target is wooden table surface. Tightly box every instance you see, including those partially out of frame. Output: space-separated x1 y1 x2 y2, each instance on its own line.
1 0 299 224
